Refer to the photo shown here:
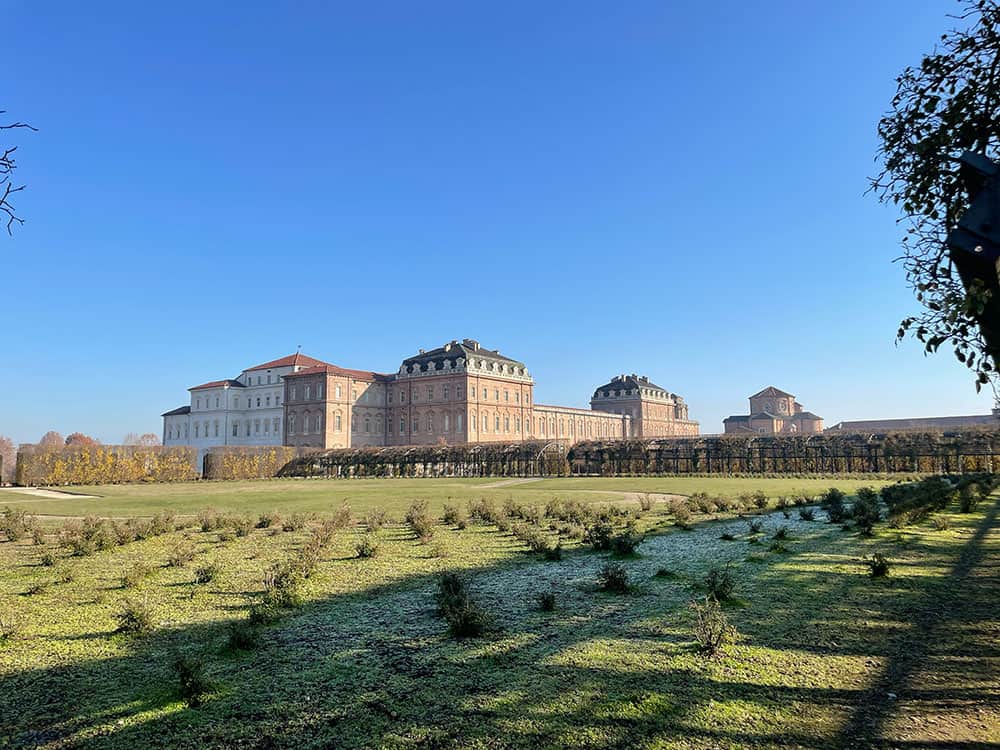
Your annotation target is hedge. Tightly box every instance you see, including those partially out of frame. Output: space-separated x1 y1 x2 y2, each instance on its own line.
15 444 198 486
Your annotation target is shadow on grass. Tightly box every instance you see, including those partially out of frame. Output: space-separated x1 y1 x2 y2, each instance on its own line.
1 502 998 749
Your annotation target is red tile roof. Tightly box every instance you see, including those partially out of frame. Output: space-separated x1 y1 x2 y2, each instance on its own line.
284 364 391 382
245 353 330 372
188 379 245 391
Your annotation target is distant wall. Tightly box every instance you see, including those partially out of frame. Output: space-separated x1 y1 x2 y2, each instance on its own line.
15 444 198 486
566 432 1000 475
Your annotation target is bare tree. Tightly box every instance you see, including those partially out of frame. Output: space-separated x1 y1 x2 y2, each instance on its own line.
0 435 15 484
38 431 63 448
123 432 161 446
1 110 36 235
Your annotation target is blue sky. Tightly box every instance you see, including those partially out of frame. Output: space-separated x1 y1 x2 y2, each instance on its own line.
3 0 992 445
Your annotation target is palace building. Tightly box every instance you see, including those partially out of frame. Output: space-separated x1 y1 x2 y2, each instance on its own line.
723 386 823 434
162 339 699 456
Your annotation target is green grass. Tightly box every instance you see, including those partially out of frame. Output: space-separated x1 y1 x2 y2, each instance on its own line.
1 481 996 749
0 475 895 519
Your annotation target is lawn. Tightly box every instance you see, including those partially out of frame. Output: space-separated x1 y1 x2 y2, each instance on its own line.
0 481 997 749
0 475 896 519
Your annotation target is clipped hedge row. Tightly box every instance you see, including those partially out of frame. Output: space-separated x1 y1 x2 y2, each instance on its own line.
15 445 198 486
202 447 305 480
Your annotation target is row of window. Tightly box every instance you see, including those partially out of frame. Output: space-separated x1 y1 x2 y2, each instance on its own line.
194 394 281 410
166 416 283 441
285 382 532 407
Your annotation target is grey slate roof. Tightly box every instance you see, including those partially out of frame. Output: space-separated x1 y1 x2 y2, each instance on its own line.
593 374 669 398
400 339 526 374
826 414 997 432
161 405 191 417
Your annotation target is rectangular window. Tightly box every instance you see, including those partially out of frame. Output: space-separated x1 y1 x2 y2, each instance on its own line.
232 422 239 437
412 417 419 433
276 394 281 406
457 386 463 398
427 415 433 433
494 389 499 401
317 383 323 398
482 388 487 399
444 414 450 431
504 390 509 402
497 415 502 431
399 391 405 404
516 392 520 403
194 423 199 438
263 419 269 434
266 395 271 407
443 385 450 400
246 420 251 437
400 417 406 434
457 414 464 431
305 386 311 400
254 420 260 434
483 415 488 432
273 417 279 433
214 421 219 437
336 385 342 399
427 386 433 400
291 386 297 400
215 397 220 408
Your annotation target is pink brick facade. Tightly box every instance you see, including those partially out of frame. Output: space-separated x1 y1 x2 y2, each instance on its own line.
282 339 699 449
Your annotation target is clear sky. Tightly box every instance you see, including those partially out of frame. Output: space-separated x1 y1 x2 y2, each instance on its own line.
3 0 993 445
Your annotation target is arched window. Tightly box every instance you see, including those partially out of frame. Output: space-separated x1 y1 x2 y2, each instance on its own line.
364 416 371 433
427 413 434 433
289 414 296 434
444 414 450 431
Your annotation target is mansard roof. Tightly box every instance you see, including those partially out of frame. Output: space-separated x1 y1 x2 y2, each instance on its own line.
750 386 795 399
401 339 526 373
593 374 669 397
284 363 391 382
188 379 245 391
245 353 330 372
161 405 191 417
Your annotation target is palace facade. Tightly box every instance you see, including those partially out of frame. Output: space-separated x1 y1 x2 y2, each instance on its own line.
162 339 699 455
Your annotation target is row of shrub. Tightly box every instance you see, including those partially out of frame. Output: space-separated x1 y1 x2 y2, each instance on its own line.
15 445 197 486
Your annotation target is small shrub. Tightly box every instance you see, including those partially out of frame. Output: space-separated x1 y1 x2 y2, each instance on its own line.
330 502 353 530
57 569 74 584
217 529 236 543
852 488 882 535
364 509 388 532
31 527 46 546
0 615 19 644
442 504 464 526
772 526 789 540
311 519 339 547
638 493 654 512
256 511 280 529
150 511 176 536
719 532 736 541
746 519 763 535
248 603 280 627
262 560 305 608
798 507 815 521
1 507 29 542
597 562 629 593
752 490 769 510
821 488 848 523
654 567 675 578
406 500 435 542
959 485 980 513
435 573 488 637
456 518 467 530
704 563 735 601
610 522 644 555
173 653 210 708
768 541 789 553
115 599 154 635
198 508 221 533
282 513 309 532
586 521 615 551
356 534 380 558
467 498 499 525
543 541 563 561
494 514 512 533
864 553 891 578
933 516 951 531
226 620 259 651
40 551 57 567
536 591 556 611
168 543 197 568
121 562 152 589
194 563 219 584
775 496 790 510
670 500 693 529
690 596 736 656
429 541 450 558
231 516 254 538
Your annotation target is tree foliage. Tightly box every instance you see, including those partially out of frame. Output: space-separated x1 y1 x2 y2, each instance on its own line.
0 435 15 484
871 0 1000 392
65 432 100 447
38 431 64 448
